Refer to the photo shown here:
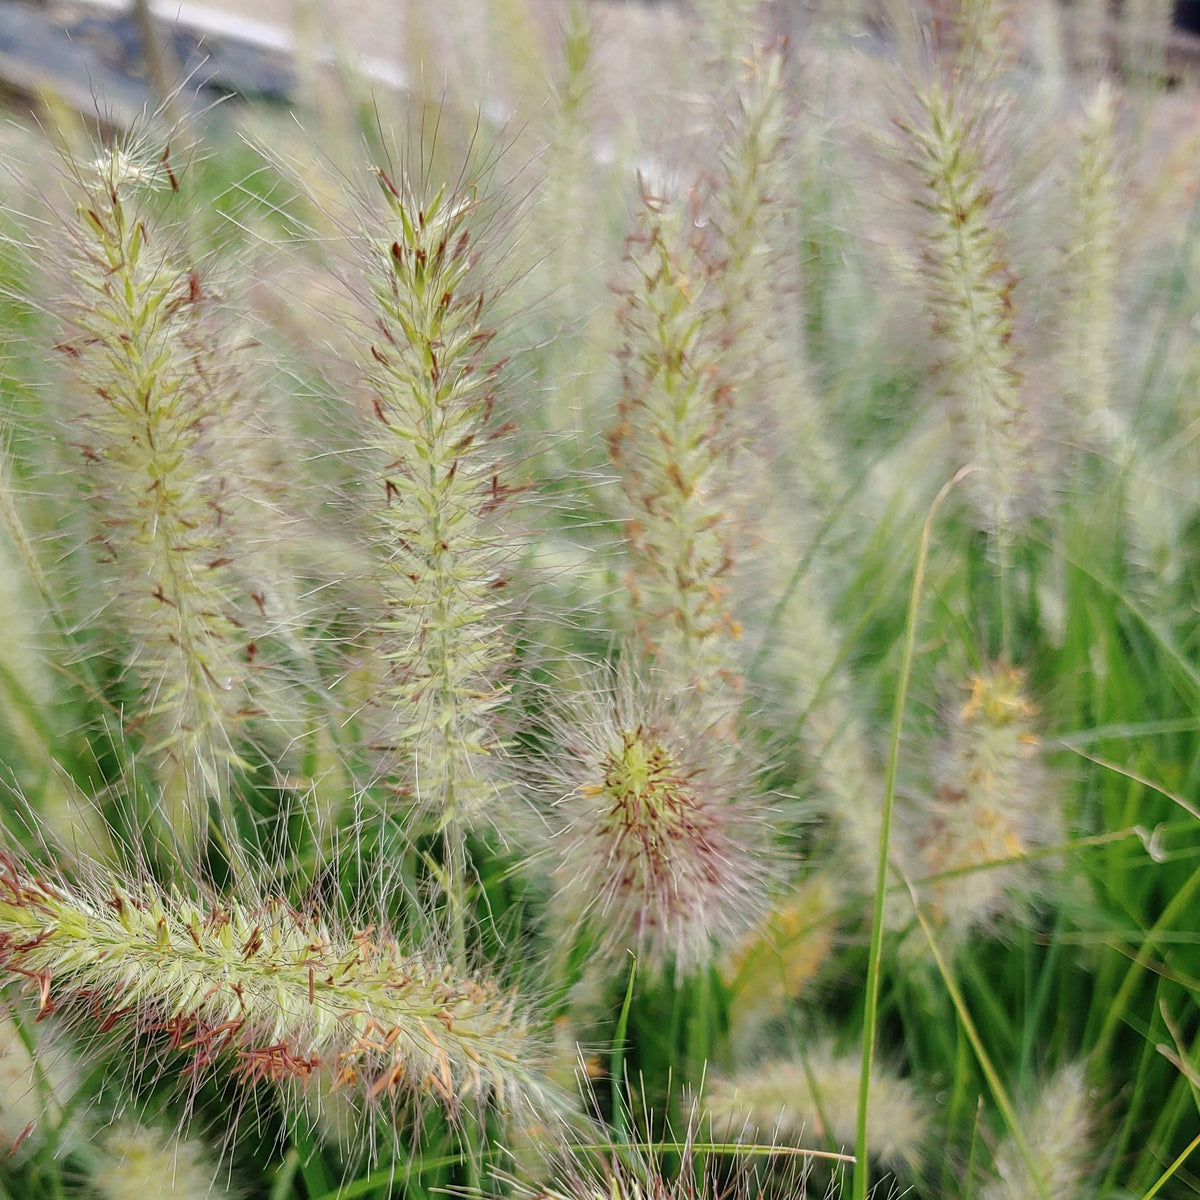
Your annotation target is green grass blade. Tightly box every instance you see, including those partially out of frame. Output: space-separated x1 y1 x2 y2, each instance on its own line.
853 467 968 1200
902 872 1052 1200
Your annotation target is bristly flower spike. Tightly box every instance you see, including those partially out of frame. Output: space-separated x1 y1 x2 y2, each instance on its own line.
55 141 263 847
1062 81 1125 453
705 1041 929 1174
0 851 553 1129
898 54 1036 540
92 1120 244 1200
609 183 744 702
981 1064 1093 1200
543 670 769 980
362 166 516 848
915 665 1058 938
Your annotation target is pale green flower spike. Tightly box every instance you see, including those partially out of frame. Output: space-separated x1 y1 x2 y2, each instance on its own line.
900 67 1035 539
705 1041 929 1173
93 1120 243 1200
611 188 743 698
62 143 258 840
0 1011 77 1159
364 169 514 840
981 1064 1093 1200
1063 81 1124 452
0 852 551 1125
910 666 1058 940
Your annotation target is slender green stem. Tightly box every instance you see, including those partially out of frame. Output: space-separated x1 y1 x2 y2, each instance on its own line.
902 872 1051 1200
1137 1127 1200 1198
1094 863 1200 1061
612 956 638 1148
853 467 969 1200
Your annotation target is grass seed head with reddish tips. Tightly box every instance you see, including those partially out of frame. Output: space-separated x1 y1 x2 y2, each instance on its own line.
545 673 771 980
360 168 517 844
53 139 267 848
0 851 555 1139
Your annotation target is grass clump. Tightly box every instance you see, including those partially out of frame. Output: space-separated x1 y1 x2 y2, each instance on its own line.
0 3 1198 1199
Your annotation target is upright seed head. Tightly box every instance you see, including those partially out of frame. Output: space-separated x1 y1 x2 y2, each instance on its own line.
362 168 515 839
915 665 1057 937
981 1064 1093 1200
92 1120 244 1200
898 69 1036 539
610 185 744 700
0 1009 78 1159
1062 81 1124 452
936 0 1016 77
56 140 260 837
705 1042 929 1174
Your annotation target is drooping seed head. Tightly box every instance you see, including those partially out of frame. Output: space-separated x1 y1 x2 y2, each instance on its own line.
0 850 555 1138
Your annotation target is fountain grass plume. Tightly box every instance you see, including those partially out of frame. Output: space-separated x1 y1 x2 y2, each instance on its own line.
713 36 788 329
1062 80 1123 452
704 1041 929 1175
498 1099 823 1200
0 1006 79 1159
720 872 838 1033
915 665 1057 938
897 53 1036 540
92 1119 244 1200
0 848 554 1131
53 139 262 840
708 34 842 505
362 164 517 845
540 667 771 980
940 0 1016 77
980 1063 1093 1200
609 182 743 700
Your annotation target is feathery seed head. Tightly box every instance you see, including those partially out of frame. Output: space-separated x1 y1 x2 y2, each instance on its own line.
86 142 172 198
362 167 516 837
503 1107 809 1200
981 1063 1093 1200
544 673 770 979
705 1043 929 1173
0 1010 77 1158
611 185 745 698
916 665 1057 937
93 1120 242 1200
1062 80 1123 451
0 851 551 1131
934 0 1017 77
899 73 1037 539
721 873 838 1031
56 138 260 835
